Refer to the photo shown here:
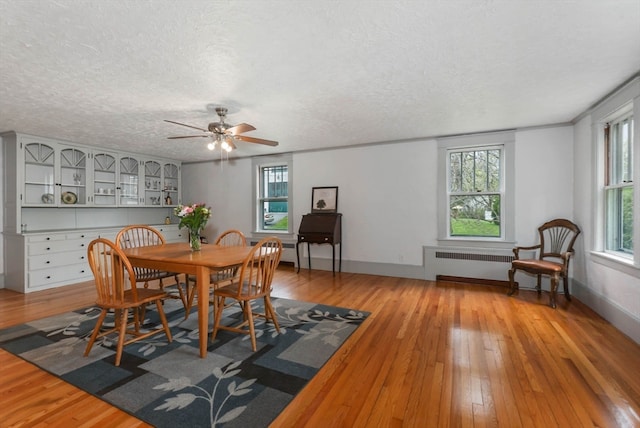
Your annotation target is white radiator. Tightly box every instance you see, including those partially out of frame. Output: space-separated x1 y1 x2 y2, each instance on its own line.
423 246 515 282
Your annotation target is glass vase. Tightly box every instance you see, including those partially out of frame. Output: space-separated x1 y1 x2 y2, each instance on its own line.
189 228 202 251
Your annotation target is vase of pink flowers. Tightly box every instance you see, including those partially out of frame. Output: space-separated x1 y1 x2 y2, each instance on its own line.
174 203 212 251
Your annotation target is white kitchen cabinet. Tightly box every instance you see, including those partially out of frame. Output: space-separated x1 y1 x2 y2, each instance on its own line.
6 225 181 293
22 137 90 207
92 151 118 205
143 159 181 207
1 132 182 232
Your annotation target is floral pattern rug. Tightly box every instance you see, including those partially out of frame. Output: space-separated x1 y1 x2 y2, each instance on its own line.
0 297 369 427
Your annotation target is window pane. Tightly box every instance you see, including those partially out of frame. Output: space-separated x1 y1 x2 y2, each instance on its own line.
450 195 501 237
606 186 633 253
450 149 501 192
260 164 289 231
622 186 633 252
449 152 461 192
261 200 288 230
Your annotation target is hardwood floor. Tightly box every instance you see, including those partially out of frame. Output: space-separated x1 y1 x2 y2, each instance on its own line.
1 266 639 427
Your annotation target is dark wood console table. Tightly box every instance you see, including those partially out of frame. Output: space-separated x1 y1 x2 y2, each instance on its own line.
296 213 342 275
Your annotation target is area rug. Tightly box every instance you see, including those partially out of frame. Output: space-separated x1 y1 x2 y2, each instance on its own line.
0 297 369 427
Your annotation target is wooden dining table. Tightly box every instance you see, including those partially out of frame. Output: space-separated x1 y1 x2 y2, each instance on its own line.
122 242 254 358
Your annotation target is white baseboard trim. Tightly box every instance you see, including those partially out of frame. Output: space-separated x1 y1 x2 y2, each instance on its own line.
0 273 4 289
572 279 640 345
296 258 427 279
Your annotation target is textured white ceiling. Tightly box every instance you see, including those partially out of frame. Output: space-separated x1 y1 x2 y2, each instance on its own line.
1 0 639 162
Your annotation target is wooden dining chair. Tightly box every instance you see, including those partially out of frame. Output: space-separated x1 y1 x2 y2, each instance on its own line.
184 229 247 317
508 218 581 308
115 225 188 311
210 236 282 351
84 238 172 366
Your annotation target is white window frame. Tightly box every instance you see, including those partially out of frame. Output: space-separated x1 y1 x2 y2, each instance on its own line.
604 110 634 258
437 131 515 247
592 82 640 273
252 153 293 236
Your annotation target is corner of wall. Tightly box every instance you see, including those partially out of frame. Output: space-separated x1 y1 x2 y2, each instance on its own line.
572 279 640 345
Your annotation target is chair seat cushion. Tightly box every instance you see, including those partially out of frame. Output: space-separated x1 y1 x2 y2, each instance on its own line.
512 259 564 274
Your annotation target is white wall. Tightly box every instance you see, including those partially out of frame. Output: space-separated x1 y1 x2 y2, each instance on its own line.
182 128 574 271
571 87 640 343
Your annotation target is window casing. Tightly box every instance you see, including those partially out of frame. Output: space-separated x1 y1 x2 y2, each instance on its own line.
437 131 515 245
604 112 634 257
253 154 293 234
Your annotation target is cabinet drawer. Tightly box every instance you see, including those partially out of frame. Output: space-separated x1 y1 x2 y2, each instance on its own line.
28 263 92 288
157 227 185 243
28 250 88 270
27 234 66 243
28 238 91 255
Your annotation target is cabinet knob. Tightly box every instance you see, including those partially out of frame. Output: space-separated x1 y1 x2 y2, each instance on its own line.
80 270 85 273
81 243 85 247
46 237 51 241
46 261 50 264
46 276 51 279
46 247 51 251
81 256 85 260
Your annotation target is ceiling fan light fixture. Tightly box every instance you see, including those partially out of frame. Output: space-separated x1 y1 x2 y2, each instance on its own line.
165 105 278 158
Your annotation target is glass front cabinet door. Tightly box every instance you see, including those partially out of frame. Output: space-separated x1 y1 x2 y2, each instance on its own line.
163 162 180 206
144 160 162 206
59 147 88 206
23 141 56 206
92 152 117 205
119 156 141 205
23 140 88 206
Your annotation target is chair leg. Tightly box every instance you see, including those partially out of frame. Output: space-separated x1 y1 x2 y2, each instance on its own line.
245 303 257 351
536 275 542 294
155 298 172 342
210 296 225 342
549 274 559 309
563 275 572 301
84 309 108 357
264 296 280 333
508 268 517 296
114 308 129 366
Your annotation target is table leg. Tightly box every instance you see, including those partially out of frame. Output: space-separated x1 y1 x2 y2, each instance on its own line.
296 242 301 273
196 265 210 358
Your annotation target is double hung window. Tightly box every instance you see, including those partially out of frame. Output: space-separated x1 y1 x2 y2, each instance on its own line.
448 147 502 238
253 155 292 234
604 112 634 256
438 131 514 243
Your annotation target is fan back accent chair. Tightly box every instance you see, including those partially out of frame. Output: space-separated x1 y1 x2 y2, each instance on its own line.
184 229 247 318
211 236 282 351
115 225 188 312
84 238 172 366
508 218 581 308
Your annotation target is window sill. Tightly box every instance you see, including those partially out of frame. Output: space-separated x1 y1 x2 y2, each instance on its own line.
590 251 640 278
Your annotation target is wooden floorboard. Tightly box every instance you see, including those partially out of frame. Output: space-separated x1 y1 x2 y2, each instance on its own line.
1 266 639 427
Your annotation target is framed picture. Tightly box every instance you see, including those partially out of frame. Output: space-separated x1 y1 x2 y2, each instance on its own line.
311 186 338 213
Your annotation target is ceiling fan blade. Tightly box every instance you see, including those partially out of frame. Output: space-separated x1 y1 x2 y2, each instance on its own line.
225 123 256 135
164 120 208 133
235 135 279 146
167 135 210 139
